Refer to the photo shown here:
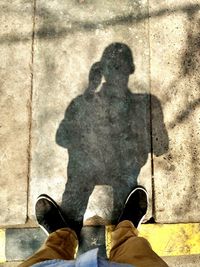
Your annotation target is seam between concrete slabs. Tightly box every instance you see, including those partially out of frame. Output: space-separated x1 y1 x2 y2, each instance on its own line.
26 0 37 220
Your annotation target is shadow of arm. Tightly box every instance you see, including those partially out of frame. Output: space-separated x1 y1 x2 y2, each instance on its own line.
151 95 169 156
55 99 79 149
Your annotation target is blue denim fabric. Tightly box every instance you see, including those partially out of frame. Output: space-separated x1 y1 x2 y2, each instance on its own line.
31 248 133 267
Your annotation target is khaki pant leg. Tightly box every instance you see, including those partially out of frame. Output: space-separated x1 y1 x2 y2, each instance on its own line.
19 228 78 267
110 220 168 267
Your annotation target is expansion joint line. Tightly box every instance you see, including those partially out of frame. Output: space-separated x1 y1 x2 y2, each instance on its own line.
27 0 37 221
147 0 155 219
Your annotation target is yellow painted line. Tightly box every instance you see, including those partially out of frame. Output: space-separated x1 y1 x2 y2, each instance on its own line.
106 223 200 257
0 229 6 263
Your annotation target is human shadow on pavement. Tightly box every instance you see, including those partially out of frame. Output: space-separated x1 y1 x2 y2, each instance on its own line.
56 43 169 226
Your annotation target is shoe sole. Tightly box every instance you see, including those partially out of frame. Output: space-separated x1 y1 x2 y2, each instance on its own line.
124 186 149 228
36 194 67 236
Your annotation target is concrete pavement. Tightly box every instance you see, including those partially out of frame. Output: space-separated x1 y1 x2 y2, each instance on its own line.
0 0 200 266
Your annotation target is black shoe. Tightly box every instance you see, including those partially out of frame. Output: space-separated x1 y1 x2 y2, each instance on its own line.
118 186 148 228
35 194 69 235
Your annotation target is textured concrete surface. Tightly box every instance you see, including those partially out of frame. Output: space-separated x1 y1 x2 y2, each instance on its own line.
150 1 200 222
163 255 200 267
0 230 5 262
78 226 106 258
0 1 33 225
5 228 46 261
29 0 153 224
0 1 200 265
106 223 200 257
0 263 22 267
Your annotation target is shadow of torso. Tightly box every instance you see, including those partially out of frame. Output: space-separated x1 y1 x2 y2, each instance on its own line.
56 83 167 223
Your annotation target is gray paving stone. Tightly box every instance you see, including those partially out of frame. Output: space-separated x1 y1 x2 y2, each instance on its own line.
150 1 200 222
163 255 200 267
78 226 106 258
0 263 22 267
4 226 105 262
5 228 46 261
29 1 153 224
0 1 33 225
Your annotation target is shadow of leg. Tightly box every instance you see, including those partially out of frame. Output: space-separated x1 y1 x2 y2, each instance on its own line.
111 171 139 224
61 179 94 230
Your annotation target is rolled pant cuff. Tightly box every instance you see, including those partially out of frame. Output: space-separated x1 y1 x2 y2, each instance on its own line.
115 220 139 236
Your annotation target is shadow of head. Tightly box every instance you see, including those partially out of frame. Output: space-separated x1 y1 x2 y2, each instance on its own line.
86 43 135 95
101 42 135 76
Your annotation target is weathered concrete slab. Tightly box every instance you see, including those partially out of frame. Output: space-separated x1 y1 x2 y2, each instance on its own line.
0 263 23 267
29 1 153 224
4 226 105 261
0 1 33 225
163 255 200 267
150 1 200 222
5 228 46 261
78 226 106 258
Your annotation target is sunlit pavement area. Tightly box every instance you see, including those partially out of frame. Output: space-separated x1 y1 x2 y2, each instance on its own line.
0 1 200 266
